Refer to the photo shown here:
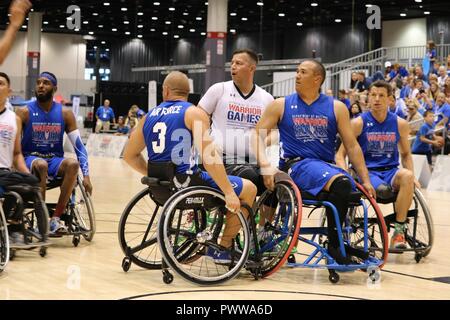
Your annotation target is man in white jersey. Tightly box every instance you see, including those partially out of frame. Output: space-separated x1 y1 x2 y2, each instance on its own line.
198 49 276 228
0 72 44 247
199 49 274 168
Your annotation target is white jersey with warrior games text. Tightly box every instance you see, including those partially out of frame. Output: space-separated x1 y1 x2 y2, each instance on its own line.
0 109 17 169
199 80 274 162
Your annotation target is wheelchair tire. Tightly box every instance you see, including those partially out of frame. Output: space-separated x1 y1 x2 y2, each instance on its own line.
255 179 302 278
348 183 389 269
0 209 9 272
72 175 95 242
158 186 250 285
408 189 434 258
118 188 162 270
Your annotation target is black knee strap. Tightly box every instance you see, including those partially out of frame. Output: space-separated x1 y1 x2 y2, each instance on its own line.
326 176 352 249
328 176 352 200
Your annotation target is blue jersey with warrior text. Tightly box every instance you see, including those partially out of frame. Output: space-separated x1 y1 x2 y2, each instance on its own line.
143 100 197 174
358 111 400 169
22 100 65 158
278 93 337 167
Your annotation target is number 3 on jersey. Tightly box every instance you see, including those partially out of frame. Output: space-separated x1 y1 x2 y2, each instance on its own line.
152 122 167 153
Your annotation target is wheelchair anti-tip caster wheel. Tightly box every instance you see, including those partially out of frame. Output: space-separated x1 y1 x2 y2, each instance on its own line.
39 247 47 257
288 254 296 264
252 267 262 280
72 236 80 247
368 269 380 283
122 257 131 272
9 249 16 261
415 253 423 263
163 272 174 284
328 270 340 284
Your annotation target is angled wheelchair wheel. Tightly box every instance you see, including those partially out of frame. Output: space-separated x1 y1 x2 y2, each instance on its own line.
118 188 162 270
347 183 389 268
68 175 95 242
253 179 302 278
158 186 250 285
405 189 434 258
0 208 9 272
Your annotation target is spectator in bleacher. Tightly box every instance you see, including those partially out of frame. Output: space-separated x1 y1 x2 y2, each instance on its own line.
428 73 438 85
127 117 137 134
426 40 437 74
438 65 448 90
444 77 450 100
388 95 407 119
125 106 138 128
431 62 440 76
325 89 334 97
350 101 362 119
390 81 400 99
358 93 369 112
417 89 436 114
400 75 413 99
406 99 424 136
114 116 129 136
95 99 116 133
410 79 424 99
386 63 409 83
447 55 450 71
414 66 429 88
354 71 371 92
412 110 443 165
338 89 351 109
435 92 450 129
350 72 358 90
130 104 146 119
384 61 393 79
427 81 440 101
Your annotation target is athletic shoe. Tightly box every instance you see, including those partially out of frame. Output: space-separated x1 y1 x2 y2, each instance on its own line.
49 217 68 236
390 231 407 249
206 247 232 264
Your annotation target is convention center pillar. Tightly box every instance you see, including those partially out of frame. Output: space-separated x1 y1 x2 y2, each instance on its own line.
204 0 228 91
25 12 43 100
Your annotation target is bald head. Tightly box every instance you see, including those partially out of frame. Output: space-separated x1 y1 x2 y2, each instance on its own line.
163 71 190 99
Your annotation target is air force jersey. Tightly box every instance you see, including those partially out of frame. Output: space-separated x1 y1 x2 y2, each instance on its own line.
358 111 400 169
278 93 338 167
143 100 197 174
22 101 65 158
199 81 274 162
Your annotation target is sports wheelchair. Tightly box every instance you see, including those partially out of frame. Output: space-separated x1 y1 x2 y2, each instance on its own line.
1 183 50 260
347 166 434 263
288 181 389 284
118 162 301 285
25 174 95 247
371 184 433 263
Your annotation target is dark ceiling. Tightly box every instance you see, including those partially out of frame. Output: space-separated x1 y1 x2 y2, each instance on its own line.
0 0 448 46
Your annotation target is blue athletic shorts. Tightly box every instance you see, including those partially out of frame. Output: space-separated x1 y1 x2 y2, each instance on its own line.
367 167 400 190
25 156 65 179
199 171 243 196
288 158 355 196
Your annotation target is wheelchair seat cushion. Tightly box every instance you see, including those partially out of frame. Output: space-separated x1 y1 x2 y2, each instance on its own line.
301 190 362 205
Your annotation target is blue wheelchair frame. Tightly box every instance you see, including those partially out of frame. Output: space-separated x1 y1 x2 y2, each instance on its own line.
286 185 389 283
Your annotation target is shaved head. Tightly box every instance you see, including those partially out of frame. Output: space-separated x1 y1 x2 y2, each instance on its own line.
163 71 190 97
